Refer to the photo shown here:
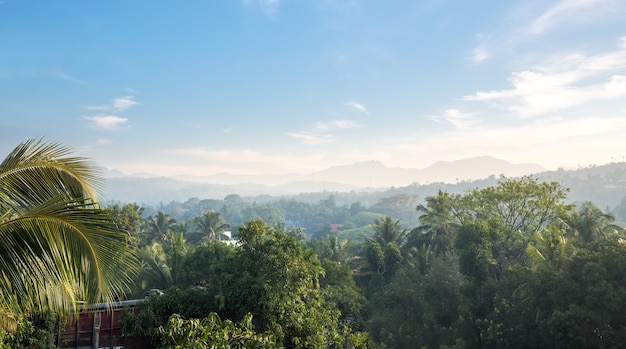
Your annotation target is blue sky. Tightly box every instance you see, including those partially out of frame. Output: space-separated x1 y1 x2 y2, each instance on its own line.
2 0 626 177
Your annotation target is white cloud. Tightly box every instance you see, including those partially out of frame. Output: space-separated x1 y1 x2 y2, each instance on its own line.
470 0 626 64
464 37 626 117
112 96 140 111
314 119 361 130
84 95 141 112
286 131 335 145
344 101 369 114
84 115 129 130
471 47 489 63
529 0 616 35
429 109 480 128
287 118 362 145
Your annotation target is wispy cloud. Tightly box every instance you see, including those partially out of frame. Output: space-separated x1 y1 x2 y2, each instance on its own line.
84 115 129 130
528 0 618 35
49 69 86 85
112 96 140 111
471 46 489 64
243 0 281 15
464 37 626 117
83 94 140 130
429 109 480 128
84 95 140 112
286 131 335 145
287 118 362 145
344 101 369 114
314 119 361 130
470 0 626 63
95 138 111 145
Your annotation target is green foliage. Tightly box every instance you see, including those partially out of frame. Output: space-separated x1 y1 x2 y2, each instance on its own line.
545 241 626 348
564 201 625 246
177 242 235 289
410 190 463 257
106 176 626 348
107 202 144 243
134 243 174 295
526 225 572 273
192 210 231 243
345 211 387 230
221 220 341 348
368 194 420 226
367 255 462 349
309 235 356 265
159 313 277 349
365 243 385 272
143 211 178 246
367 216 408 248
455 220 500 284
319 259 356 289
0 139 138 317
0 312 63 349
119 287 223 342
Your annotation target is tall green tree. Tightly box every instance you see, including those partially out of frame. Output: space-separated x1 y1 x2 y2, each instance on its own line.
143 211 177 246
0 139 138 317
136 243 173 293
367 216 407 248
410 190 464 257
526 226 572 274
107 202 144 246
193 210 230 242
162 231 187 285
564 201 624 245
221 220 341 348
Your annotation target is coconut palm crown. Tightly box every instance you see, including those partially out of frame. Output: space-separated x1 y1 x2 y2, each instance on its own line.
0 139 138 316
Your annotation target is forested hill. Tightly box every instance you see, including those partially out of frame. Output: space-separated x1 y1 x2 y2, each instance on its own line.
104 162 626 222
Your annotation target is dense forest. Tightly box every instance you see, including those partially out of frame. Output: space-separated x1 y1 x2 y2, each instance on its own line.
101 177 626 347
106 162 626 227
6 171 626 348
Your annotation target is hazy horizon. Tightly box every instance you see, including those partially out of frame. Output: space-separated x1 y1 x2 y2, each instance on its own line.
2 1 625 177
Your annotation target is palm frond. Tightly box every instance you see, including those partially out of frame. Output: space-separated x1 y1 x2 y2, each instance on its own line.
0 138 102 212
0 139 138 317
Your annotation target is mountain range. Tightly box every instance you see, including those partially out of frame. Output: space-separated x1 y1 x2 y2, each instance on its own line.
103 156 546 203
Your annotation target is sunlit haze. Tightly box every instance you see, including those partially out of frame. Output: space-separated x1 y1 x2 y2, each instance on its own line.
2 1 626 178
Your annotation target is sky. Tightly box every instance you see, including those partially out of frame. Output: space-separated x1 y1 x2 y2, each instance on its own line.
2 0 626 178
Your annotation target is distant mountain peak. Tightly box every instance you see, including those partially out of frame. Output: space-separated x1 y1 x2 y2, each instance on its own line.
103 156 546 197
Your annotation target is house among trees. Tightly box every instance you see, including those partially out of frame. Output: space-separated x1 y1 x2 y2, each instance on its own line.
54 299 149 349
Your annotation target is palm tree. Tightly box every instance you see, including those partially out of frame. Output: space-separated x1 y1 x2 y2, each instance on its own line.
0 139 138 316
194 210 230 242
163 230 187 284
367 216 407 248
564 201 624 245
526 226 572 273
137 242 173 292
409 191 463 257
143 211 177 245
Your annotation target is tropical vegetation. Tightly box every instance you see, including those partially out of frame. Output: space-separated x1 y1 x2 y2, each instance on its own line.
0 139 138 346
4 141 626 348
111 176 626 348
